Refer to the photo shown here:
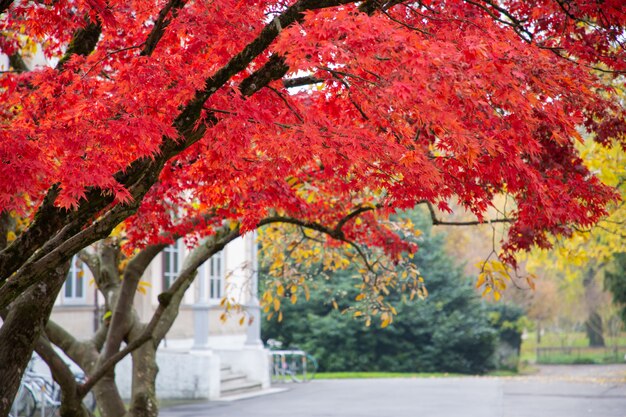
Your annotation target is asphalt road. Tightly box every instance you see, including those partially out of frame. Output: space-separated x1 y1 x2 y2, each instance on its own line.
161 365 626 417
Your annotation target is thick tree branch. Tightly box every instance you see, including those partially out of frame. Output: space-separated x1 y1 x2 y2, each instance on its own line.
0 0 12 14
0 201 139 309
34 336 89 417
101 211 217 363
335 205 379 231
8 53 28 73
0 212 10 251
100 243 164 363
57 21 102 70
283 75 324 88
46 318 103 384
239 54 289 96
141 0 187 57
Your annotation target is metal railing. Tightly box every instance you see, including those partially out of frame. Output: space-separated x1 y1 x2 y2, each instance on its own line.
270 349 318 383
536 345 626 363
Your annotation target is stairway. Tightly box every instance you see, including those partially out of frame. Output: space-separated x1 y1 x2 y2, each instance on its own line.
219 365 263 398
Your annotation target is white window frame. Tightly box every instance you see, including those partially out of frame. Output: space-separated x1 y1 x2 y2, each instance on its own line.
63 255 86 304
207 251 225 301
162 242 181 291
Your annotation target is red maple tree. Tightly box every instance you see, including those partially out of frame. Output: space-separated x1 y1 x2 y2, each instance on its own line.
0 0 624 414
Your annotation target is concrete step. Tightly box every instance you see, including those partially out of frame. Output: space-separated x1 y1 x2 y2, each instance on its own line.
221 371 247 383
220 379 263 397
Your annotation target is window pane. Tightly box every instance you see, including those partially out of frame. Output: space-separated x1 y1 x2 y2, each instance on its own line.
65 273 73 297
76 269 83 298
164 251 171 274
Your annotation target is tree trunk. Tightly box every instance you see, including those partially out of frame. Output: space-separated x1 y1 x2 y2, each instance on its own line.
585 311 605 347
91 374 127 417
583 269 605 347
127 342 159 417
0 263 67 417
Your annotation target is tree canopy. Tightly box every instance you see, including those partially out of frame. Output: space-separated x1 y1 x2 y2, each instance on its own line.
2 1 625 275
1 1 625 415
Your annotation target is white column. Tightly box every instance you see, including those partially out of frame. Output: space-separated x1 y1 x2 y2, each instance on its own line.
245 231 262 346
192 264 211 350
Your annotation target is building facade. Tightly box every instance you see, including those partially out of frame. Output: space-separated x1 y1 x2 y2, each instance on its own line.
50 233 269 399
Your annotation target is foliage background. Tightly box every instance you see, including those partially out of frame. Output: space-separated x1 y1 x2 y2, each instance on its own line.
261 210 523 374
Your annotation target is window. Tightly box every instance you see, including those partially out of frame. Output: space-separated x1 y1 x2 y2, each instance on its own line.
63 255 85 303
208 251 224 300
162 243 180 290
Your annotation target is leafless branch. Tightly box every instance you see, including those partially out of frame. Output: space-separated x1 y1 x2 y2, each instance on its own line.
423 201 514 226
267 86 305 123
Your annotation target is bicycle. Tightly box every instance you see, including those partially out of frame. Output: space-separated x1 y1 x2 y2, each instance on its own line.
11 356 97 417
9 383 37 417
269 347 318 383
23 371 62 417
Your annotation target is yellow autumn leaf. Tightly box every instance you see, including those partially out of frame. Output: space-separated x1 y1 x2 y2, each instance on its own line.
476 273 486 288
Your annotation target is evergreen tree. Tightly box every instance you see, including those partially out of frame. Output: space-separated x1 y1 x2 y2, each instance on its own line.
262 210 515 374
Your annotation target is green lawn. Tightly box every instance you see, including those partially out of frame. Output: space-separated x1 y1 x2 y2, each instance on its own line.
314 372 463 379
313 370 520 379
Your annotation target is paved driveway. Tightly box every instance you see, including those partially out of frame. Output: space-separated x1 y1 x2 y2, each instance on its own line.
161 365 626 417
